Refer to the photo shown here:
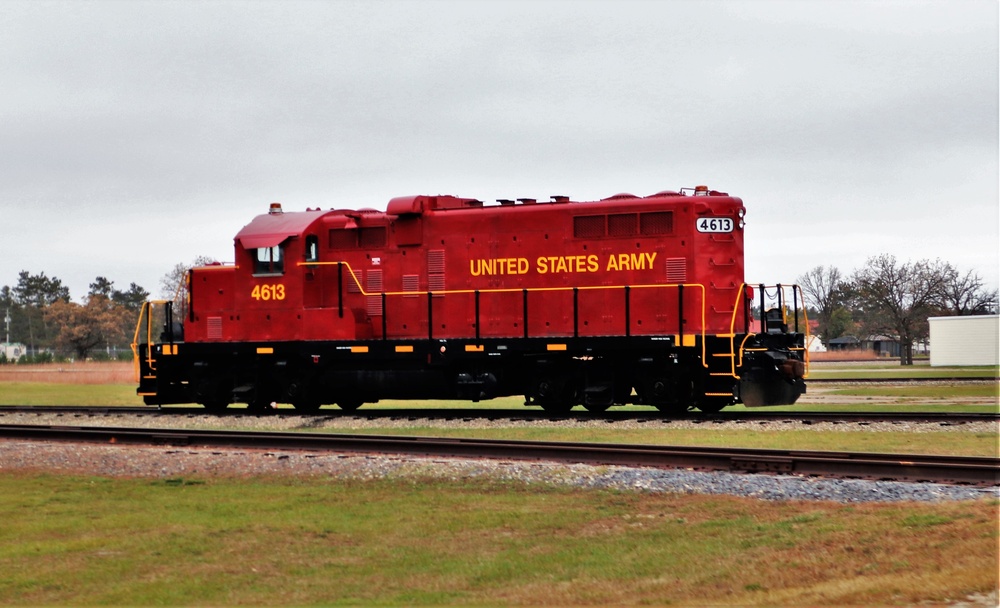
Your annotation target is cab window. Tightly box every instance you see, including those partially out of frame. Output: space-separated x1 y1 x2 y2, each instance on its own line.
254 245 284 275
305 235 319 262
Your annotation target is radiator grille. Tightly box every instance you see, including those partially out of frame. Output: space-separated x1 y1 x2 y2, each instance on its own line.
359 227 386 248
640 211 673 235
329 229 356 249
608 213 637 236
573 215 605 238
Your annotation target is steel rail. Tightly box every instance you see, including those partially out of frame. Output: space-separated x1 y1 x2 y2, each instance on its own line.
0 423 996 486
808 377 998 384
0 405 996 425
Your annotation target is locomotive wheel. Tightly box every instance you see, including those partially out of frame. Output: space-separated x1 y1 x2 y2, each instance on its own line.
654 402 689 415
646 378 691 414
200 400 230 413
246 398 273 413
337 398 363 412
534 378 577 413
539 399 574 413
695 398 728 413
292 399 322 413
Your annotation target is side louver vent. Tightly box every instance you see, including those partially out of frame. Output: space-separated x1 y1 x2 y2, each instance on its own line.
665 257 687 283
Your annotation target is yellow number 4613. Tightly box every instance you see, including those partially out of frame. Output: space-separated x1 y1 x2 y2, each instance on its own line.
251 284 286 301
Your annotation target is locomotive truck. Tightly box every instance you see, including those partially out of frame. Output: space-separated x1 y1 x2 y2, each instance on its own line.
134 185 808 413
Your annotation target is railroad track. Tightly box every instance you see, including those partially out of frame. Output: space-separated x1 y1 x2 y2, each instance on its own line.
807 377 997 384
0 423 996 487
0 405 995 425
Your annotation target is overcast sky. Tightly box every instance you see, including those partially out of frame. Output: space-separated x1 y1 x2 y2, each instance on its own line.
2 0 997 303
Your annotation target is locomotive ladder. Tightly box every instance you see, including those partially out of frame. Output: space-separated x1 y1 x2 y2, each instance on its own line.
711 283 811 382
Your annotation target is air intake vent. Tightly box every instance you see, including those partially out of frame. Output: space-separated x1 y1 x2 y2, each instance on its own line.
366 269 383 316
207 317 222 340
574 215 605 238
640 211 673 235
359 227 386 248
608 213 637 236
665 257 687 283
402 274 419 297
428 250 445 295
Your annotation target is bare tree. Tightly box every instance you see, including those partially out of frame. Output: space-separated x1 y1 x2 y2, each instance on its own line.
850 254 950 365
940 265 998 315
796 265 848 342
160 256 217 320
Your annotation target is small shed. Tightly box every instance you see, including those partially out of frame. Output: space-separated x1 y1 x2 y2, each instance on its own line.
805 335 827 352
1 342 26 361
862 335 901 358
827 336 860 351
928 315 999 367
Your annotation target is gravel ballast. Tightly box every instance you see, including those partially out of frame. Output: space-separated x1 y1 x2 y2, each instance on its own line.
1 415 997 504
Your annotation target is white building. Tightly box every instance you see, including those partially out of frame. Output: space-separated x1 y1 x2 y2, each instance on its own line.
805 335 827 352
1 342 27 361
928 315 999 367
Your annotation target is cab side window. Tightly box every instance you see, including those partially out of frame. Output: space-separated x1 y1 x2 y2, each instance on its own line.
305 235 319 263
254 245 284 275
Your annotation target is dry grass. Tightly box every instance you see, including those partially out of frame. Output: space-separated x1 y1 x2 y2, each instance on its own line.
810 351 887 362
0 473 996 606
0 361 133 384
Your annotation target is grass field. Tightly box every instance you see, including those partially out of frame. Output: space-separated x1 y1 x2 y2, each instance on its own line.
0 473 996 606
807 362 999 380
1 361 998 605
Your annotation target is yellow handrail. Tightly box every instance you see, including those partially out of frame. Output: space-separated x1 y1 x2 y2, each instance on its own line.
297 260 710 366
718 284 812 379
131 300 170 383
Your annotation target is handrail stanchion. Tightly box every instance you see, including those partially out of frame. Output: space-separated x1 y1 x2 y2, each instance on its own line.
522 289 529 339
337 262 344 319
758 283 766 332
624 285 631 338
474 290 481 341
573 287 579 338
427 291 433 340
677 284 684 344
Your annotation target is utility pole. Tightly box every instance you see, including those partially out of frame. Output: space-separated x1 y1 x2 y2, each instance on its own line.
3 308 9 345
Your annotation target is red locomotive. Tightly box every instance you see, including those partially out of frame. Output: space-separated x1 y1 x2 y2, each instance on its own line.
134 185 808 413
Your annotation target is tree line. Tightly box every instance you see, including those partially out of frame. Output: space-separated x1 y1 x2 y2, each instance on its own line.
797 254 998 365
0 271 150 362
0 256 216 362
2 254 997 364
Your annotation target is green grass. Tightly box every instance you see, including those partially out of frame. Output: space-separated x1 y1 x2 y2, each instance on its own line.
300 426 999 457
2 384 995 412
807 365 998 380
0 382 145 406
823 385 997 398
0 473 995 606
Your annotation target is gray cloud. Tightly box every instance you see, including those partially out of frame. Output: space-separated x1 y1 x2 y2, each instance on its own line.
1 0 996 299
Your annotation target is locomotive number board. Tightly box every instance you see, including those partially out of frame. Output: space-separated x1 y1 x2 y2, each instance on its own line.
696 217 734 233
